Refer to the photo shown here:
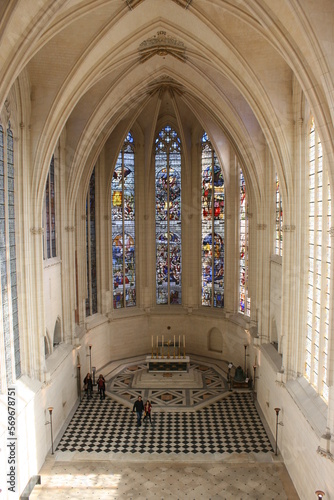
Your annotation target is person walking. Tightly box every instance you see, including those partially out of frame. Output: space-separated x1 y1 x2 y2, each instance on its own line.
132 395 144 427
143 400 152 425
97 374 105 400
84 372 93 399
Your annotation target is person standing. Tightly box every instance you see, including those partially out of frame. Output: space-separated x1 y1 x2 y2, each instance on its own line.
84 372 93 399
97 374 105 400
143 400 152 425
132 395 144 427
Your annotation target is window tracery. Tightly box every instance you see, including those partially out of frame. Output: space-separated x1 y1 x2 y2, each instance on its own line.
201 133 224 308
0 122 21 385
112 132 136 309
305 117 330 401
86 168 97 316
43 155 56 259
239 168 250 315
155 126 181 305
275 173 283 256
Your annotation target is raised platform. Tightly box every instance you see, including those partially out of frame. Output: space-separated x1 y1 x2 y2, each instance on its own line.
132 363 203 389
146 355 190 373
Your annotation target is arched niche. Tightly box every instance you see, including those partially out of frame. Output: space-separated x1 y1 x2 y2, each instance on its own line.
53 317 62 347
208 327 223 353
44 330 52 357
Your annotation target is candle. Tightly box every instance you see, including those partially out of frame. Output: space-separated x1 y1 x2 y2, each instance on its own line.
152 336 153 348
162 335 164 346
179 335 180 347
183 335 185 348
156 336 158 348
174 335 175 347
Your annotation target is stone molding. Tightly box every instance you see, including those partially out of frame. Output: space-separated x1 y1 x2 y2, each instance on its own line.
171 0 192 7
139 31 187 63
282 224 295 232
328 227 334 237
124 0 144 10
65 226 75 232
30 227 44 235
126 0 192 8
257 223 267 230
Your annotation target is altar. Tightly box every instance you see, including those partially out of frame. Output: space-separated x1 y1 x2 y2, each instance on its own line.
145 355 190 373
148 334 189 372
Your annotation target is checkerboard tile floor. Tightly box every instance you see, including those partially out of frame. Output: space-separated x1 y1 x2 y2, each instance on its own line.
56 392 273 455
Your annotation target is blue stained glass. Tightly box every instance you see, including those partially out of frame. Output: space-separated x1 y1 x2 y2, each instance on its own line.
155 126 182 305
112 132 136 309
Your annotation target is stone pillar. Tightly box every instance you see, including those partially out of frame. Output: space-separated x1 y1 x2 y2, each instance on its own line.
30 226 46 381
280 224 297 378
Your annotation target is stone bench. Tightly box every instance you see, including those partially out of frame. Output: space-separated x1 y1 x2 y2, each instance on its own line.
20 475 41 499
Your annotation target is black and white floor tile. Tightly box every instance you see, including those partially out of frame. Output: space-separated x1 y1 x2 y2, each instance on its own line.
56 392 273 455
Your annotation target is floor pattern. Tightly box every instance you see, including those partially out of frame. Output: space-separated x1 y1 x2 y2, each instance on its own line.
30 459 300 499
57 392 273 455
107 359 229 409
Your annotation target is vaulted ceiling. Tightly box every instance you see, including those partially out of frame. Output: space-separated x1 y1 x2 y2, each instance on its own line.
1 0 334 216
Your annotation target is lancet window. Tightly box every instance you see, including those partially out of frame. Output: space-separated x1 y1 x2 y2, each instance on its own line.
305 117 331 401
239 168 250 315
112 132 136 309
201 132 224 308
0 122 21 386
86 168 97 316
155 126 182 305
275 173 283 256
43 155 56 259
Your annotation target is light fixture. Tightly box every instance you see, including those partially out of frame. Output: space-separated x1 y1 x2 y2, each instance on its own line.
47 407 54 454
274 407 281 456
87 344 92 375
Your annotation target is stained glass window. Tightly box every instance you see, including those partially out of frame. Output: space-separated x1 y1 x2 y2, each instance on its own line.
43 155 56 259
112 132 136 309
239 168 250 315
155 126 181 305
201 133 224 308
305 117 331 402
86 168 97 316
275 174 283 256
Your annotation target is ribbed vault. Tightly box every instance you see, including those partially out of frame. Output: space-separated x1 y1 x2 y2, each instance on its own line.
1 0 334 223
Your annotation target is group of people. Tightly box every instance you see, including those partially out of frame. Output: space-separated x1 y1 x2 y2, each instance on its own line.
84 374 152 428
83 373 106 400
132 396 152 427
